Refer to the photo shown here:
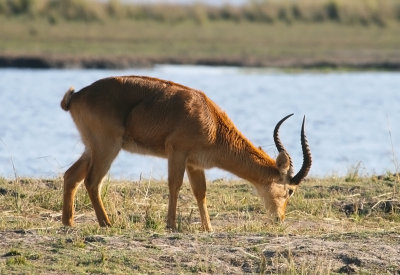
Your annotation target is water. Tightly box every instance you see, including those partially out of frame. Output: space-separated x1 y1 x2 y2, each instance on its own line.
1 65 399 180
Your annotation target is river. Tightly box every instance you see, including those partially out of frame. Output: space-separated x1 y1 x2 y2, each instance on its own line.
0 65 399 180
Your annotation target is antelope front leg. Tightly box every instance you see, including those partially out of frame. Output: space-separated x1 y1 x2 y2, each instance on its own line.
166 150 186 231
186 165 212 232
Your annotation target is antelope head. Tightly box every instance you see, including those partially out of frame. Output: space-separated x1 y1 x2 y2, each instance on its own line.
256 114 312 222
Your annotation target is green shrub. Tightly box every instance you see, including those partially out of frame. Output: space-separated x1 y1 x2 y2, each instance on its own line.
325 0 340 21
0 0 399 26
0 0 42 16
46 0 104 21
106 0 123 18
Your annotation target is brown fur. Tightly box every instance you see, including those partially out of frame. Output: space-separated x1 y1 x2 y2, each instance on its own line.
61 76 302 231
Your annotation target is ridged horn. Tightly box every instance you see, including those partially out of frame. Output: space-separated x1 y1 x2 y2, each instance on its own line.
291 116 312 185
273 114 294 175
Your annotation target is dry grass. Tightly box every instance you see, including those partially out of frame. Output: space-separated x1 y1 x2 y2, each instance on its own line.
1 17 400 69
0 174 399 273
1 1 400 69
1 0 400 26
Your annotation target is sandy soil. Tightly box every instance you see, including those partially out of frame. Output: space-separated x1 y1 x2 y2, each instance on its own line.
1 225 399 274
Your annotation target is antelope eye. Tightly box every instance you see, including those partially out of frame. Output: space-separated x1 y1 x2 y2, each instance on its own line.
288 189 294 197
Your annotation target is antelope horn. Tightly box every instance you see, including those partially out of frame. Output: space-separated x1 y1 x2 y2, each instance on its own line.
273 114 294 175
291 116 312 185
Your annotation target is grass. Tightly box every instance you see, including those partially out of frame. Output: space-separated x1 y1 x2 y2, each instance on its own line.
1 16 400 69
0 174 399 273
1 1 400 69
1 0 400 26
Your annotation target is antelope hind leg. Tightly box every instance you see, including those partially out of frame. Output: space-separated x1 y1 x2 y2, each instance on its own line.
84 144 121 227
62 152 90 226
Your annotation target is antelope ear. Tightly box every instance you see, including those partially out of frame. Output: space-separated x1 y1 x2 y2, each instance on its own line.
276 151 290 175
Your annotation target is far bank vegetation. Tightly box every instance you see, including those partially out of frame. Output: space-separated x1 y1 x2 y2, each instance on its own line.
1 0 400 27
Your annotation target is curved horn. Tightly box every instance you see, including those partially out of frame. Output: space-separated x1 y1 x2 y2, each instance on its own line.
273 113 294 153
273 114 294 175
291 116 312 185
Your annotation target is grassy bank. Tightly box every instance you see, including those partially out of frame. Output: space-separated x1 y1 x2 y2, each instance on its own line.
0 175 399 273
1 1 400 69
1 0 400 26
1 17 400 69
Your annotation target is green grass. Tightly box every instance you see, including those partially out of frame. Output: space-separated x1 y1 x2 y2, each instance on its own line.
1 0 400 69
1 0 400 25
1 17 400 69
0 175 399 273
0 175 398 232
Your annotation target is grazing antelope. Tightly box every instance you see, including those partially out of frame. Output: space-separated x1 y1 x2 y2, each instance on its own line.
60 76 311 231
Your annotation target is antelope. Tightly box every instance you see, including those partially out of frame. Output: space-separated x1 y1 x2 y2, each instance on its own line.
60 75 311 231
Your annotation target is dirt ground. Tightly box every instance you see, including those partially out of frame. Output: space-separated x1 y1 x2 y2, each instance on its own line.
1 177 399 273
1 224 399 274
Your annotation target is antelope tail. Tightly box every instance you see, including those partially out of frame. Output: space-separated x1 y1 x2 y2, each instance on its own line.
61 87 75 111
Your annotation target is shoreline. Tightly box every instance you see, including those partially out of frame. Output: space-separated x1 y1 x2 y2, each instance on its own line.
1 54 400 71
